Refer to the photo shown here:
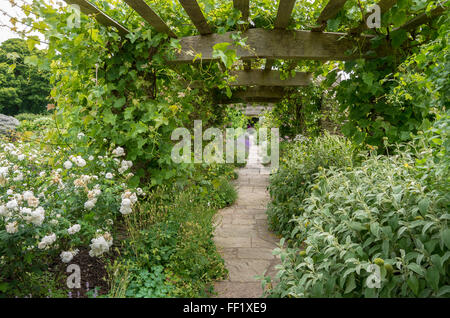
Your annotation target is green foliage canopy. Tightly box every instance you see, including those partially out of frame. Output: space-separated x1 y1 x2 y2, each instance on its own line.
0 38 50 115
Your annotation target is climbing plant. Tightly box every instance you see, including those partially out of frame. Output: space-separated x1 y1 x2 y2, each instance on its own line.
332 6 449 148
18 0 250 186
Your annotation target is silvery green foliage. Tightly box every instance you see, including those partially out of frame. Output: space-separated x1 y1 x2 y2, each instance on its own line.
265 147 449 297
266 133 354 238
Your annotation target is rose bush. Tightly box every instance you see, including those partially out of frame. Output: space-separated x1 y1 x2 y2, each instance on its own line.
0 137 143 292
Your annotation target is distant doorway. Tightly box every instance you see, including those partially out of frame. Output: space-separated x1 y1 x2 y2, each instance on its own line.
247 117 259 128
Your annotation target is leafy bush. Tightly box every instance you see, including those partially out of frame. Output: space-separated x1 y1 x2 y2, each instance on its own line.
114 176 231 298
215 177 237 207
0 39 51 115
15 113 43 122
16 115 55 134
266 133 354 237
264 120 449 297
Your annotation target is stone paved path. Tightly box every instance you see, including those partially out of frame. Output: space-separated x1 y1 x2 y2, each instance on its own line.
213 133 280 298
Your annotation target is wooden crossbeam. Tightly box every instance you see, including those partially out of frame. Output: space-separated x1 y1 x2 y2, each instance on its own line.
234 0 250 69
230 70 311 86
219 87 286 104
234 86 287 99
174 28 374 63
64 0 129 35
349 0 397 34
178 0 212 35
274 0 297 29
183 70 310 88
264 59 274 71
311 0 348 32
394 4 447 32
123 0 177 37
233 0 250 21
265 0 297 70
219 96 282 104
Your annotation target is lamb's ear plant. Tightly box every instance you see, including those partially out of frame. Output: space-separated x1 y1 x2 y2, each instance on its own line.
266 133 354 238
264 118 449 297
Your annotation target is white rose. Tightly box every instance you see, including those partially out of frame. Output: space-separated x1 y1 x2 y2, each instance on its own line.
84 199 96 210
75 156 86 167
60 251 74 263
88 236 110 257
22 191 34 200
38 233 56 249
67 224 81 235
63 161 73 169
6 221 18 234
112 147 125 157
6 199 18 210
27 207 45 226
0 205 7 216
120 205 133 215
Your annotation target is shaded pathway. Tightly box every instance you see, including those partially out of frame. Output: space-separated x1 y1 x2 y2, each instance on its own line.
213 133 280 298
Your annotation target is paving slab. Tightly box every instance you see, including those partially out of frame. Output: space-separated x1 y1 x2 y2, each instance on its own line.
214 134 280 298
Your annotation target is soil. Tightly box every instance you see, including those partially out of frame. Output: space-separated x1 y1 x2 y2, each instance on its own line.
67 248 110 298
48 247 110 298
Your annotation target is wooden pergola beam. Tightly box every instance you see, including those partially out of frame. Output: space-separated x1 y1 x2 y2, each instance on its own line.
123 0 177 37
264 59 274 71
265 0 297 70
233 0 250 21
311 0 348 32
274 0 297 29
219 96 282 104
64 0 129 35
178 0 212 35
234 86 287 99
349 0 397 35
174 28 374 63
230 70 311 86
219 87 287 104
233 0 251 69
185 70 311 88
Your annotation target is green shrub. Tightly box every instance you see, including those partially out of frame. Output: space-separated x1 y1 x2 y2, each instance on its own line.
216 178 237 207
15 114 55 138
266 133 354 237
265 138 449 297
115 168 231 298
15 113 42 122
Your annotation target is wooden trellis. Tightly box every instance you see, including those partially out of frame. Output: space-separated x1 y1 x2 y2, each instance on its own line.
64 0 447 104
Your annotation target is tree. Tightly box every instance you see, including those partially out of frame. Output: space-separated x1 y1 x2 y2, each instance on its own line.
0 38 50 115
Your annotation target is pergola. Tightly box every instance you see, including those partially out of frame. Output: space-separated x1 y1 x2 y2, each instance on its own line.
63 0 446 104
